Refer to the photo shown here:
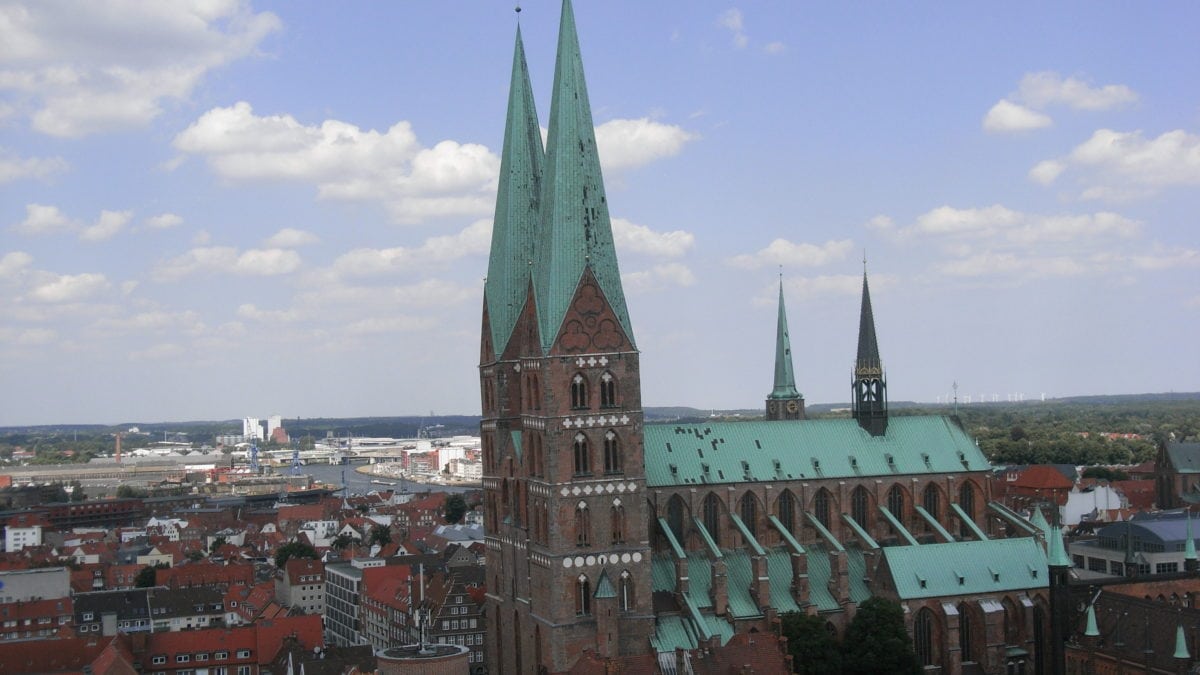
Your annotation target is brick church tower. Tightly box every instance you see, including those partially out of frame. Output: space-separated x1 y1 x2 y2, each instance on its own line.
480 2 655 672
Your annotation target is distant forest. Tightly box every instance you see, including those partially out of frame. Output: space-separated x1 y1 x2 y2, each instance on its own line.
1 393 1197 468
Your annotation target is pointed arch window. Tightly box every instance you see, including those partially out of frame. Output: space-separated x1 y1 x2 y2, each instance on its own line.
959 602 974 663
923 484 940 520
603 430 622 474
530 373 541 410
738 492 758 538
575 575 591 615
573 433 590 476
600 371 617 408
610 500 625 545
570 373 589 410
915 608 935 666
959 482 977 538
619 570 634 612
575 502 590 547
666 495 685 540
887 484 906 534
851 486 870 526
702 493 722 543
814 489 831 529
777 490 796 534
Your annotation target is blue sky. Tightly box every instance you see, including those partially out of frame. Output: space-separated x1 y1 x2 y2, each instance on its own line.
1 1 1198 425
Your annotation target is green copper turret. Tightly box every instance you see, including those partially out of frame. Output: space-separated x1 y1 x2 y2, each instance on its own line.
766 279 804 420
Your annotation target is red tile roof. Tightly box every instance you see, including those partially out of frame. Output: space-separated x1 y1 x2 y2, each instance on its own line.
1013 465 1075 490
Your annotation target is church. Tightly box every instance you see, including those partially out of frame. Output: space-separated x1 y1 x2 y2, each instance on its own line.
479 3 1059 673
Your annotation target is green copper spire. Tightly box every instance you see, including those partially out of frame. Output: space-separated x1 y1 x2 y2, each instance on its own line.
484 25 544 359
534 0 634 353
1030 506 1051 537
769 279 800 400
1084 602 1099 637
1048 524 1071 568
1176 624 1191 659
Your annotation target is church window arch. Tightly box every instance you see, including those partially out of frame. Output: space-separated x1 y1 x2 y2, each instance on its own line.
887 484 907 533
1003 596 1022 646
914 607 936 667
702 493 723 544
922 483 941 523
851 485 870 526
570 373 589 409
530 373 541 410
959 602 975 664
575 502 590 547
738 492 759 538
600 371 617 408
1033 604 1047 675
573 433 590 476
776 490 796 534
959 482 978 538
814 488 833 529
603 430 622 474
575 575 591 615
610 500 625 545
666 494 686 540
619 569 634 612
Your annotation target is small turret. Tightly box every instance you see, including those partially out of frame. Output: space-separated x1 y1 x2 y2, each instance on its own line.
851 266 887 436
766 278 804 420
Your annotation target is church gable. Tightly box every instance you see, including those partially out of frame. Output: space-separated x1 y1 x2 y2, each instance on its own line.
549 267 632 355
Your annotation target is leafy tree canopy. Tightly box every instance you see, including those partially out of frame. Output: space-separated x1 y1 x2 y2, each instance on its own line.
275 540 318 567
841 597 919 675
779 611 841 674
444 493 468 524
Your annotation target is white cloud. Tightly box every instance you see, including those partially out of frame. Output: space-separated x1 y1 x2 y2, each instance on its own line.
0 149 67 182
982 99 1052 133
907 205 1140 244
865 215 895 232
152 245 301 281
331 220 492 277
90 310 204 336
80 209 132 242
237 303 301 323
0 251 34 278
1032 128 1200 200
345 315 437 336
763 42 786 55
611 217 694 257
1028 159 1065 185
1016 71 1138 111
1 1 280 137
128 343 185 362
622 263 696 293
728 238 854 269
594 118 697 172
772 274 888 303
0 327 58 346
28 272 110 303
717 9 748 48
938 253 1087 278
145 213 183 229
173 102 498 224
14 203 75 235
264 228 319 248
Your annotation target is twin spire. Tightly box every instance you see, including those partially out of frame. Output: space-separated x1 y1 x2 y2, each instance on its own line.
484 0 633 359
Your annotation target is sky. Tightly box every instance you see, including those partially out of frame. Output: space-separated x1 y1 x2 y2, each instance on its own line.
1 1 1198 426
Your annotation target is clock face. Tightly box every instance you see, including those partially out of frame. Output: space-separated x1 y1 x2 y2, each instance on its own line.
768 401 778 414
786 400 799 414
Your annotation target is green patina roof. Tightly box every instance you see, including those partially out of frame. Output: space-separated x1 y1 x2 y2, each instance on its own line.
533 0 634 353
644 416 987 488
769 280 801 400
1048 524 1072 567
1085 603 1099 637
593 568 616 598
883 537 1047 600
484 25 544 359
1167 443 1200 474
1176 624 1191 659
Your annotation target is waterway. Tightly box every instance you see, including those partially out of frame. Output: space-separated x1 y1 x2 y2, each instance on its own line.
300 462 475 497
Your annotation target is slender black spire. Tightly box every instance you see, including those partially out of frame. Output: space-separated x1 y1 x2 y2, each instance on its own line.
852 265 887 436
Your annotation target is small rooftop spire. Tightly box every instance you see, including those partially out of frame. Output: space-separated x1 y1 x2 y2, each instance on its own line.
1047 523 1071 568
1084 602 1099 637
1176 624 1191 660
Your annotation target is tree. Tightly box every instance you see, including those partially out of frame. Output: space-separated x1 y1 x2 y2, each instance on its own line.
779 611 841 674
274 540 318 567
135 563 166 588
444 493 468 524
331 533 356 551
368 524 392 547
841 597 919 675
208 535 228 553
116 485 148 499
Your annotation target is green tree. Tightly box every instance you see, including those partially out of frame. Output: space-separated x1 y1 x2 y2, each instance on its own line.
331 533 356 551
444 493 468 524
779 611 841 674
274 540 318 567
208 535 228 553
116 485 148 499
135 563 166 588
841 597 919 675
368 524 392 547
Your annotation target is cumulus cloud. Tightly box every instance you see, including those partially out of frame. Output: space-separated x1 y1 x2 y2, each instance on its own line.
622 263 696 293
28 272 110 302
1031 128 1200 200
128 343 186 362
1028 159 1066 185
236 304 301 323
595 118 697 171
0 149 68 183
1016 72 1138 111
982 100 1052 133
264 228 319 248
152 246 301 281
0 251 34 278
80 209 132 242
1 1 280 137
765 274 890 304
90 310 204 336
908 205 1140 244
331 220 492 278
14 203 75 235
611 218 694 257
727 238 854 269
145 213 183 229
717 9 748 48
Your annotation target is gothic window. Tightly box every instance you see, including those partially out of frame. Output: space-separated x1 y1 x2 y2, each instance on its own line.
1003 597 1021 646
959 603 974 663
777 490 796 534
575 575 591 615
915 608 935 667
500 479 510 521
570 373 589 409
959 482 977 538
888 484 906 534
702 493 722 544
814 489 831 529
531 433 542 478
573 433 590 476
530 373 541 411
603 430 622 474
666 495 685 540
922 484 940 520
619 570 634 612
1033 605 1046 675
851 486 870 526
575 502 590 547
600 371 617 408
738 492 758 538
610 501 625 545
